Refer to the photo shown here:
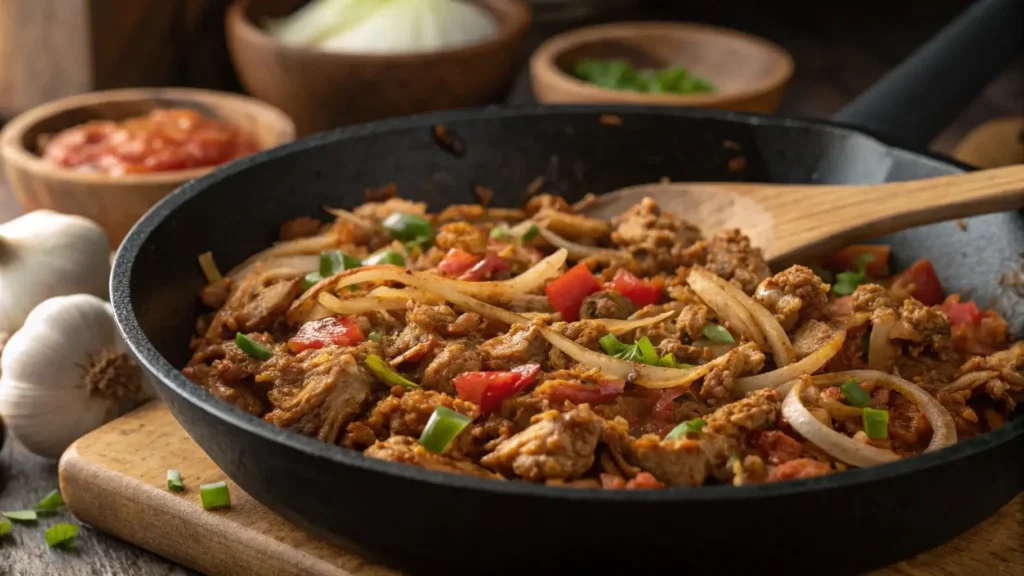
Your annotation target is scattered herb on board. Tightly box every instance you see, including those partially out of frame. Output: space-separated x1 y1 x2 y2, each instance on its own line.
574 59 715 95
0 518 11 537
168 469 185 492
33 490 65 515
45 523 80 549
1 510 38 522
200 481 231 511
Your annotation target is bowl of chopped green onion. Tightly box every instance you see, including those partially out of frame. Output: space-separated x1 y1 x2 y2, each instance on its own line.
530 21 793 113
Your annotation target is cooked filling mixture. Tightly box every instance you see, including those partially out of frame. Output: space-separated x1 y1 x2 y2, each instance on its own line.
41 108 260 175
186 194 1022 489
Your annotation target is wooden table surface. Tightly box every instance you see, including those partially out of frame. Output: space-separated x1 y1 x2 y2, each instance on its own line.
1 6 1022 575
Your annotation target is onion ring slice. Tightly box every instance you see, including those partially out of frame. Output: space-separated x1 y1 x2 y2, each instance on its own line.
735 328 846 395
783 379 901 468
686 267 766 349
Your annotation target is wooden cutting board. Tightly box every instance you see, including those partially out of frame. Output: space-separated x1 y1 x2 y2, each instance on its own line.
58 402 1023 576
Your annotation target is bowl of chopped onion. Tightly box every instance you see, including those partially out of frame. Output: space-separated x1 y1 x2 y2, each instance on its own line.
226 0 533 136
531 21 794 113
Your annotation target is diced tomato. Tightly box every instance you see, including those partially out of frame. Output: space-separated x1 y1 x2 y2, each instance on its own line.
824 245 891 277
625 472 665 489
459 253 510 281
897 258 944 305
606 268 661 308
535 378 625 405
766 458 831 482
287 316 364 353
438 248 481 277
652 386 689 421
453 364 541 414
751 430 803 464
545 263 601 321
941 294 984 326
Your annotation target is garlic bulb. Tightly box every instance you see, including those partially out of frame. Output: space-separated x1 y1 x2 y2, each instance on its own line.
0 294 154 458
0 210 110 333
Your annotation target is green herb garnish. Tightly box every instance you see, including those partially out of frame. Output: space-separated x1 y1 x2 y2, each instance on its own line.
832 253 875 295
0 518 10 537
520 224 540 243
599 334 661 366
702 323 735 344
200 481 231 510
33 490 65 515
167 470 184 492
574 59 715 95
490 225 511 241
365 354 420 389
419 407 473 454
862 408 889 440
368 330 383 343
44 523 79 549
235 332 273 360
840 379 871 408
665 419 707 440
362 249 406 267
1 510 37 522
382 212 434 248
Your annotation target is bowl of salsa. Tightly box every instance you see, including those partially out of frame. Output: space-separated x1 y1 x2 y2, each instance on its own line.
0 88 295 246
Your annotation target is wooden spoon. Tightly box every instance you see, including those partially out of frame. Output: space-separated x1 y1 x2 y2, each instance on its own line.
576 164 1024 267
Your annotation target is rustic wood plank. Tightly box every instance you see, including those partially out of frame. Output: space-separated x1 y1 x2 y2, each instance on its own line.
56 402 1024 576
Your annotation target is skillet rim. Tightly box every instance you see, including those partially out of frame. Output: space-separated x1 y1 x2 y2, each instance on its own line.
111 103 1021 504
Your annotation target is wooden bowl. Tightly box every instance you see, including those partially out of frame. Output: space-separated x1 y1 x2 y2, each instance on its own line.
226 0 532 136
530 22 794 113
0 88 295 247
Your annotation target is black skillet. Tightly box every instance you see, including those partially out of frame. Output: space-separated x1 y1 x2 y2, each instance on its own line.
111 0 1024 574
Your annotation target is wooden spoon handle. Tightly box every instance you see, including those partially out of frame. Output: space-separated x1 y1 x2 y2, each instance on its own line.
759 164 1024 265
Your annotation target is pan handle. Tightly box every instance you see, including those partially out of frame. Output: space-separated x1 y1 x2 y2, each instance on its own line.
832 0 1023 149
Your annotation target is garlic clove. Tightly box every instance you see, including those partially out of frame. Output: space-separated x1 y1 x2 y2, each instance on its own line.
0 294 153 459
0 210 111 333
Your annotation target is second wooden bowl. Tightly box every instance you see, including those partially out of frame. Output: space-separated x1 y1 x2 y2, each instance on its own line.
531 22 794 113
0 88 295 247
226 0 532 136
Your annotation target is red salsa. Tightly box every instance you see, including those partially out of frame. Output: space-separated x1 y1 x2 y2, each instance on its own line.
41 108 260 175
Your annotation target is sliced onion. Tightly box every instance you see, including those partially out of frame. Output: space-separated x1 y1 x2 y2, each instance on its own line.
691 267 795 365
198 252 222 283
868 309 897 371
228 234 337 278
324 206 372 229
942 370 1000 393
421 248 567 300
317 291 411 315
735 328 847 395
530 221 624 261
805 370 957 453
599 310 678 336
537 326 714 388
369 286 443 304
783 380 901 468
686 267 765 348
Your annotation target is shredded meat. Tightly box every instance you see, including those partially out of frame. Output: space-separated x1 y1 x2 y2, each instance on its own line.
700 343 766 405
702 229 771 295
525 194 572 216
262 349 375 444
480 405 603 481
754 266 830 332
365 436 501 479
676 303 710 341
420 341 483 395
579 290 636 320
480 324 549 371
435 222 488 255
896 299 953 354
279 217 323 241
792 320 837 359
626 434 711 487
360 388 479 440
704 388 781 437
609 197 704 275
850 284 895 313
